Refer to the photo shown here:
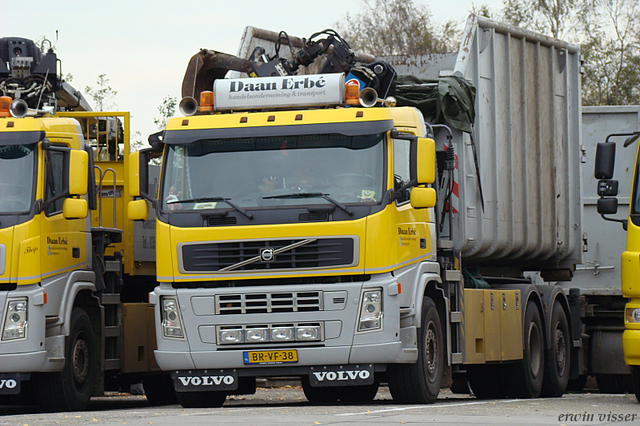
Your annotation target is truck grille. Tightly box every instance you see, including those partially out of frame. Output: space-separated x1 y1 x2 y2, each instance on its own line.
180 237 356 273
216 291 322 314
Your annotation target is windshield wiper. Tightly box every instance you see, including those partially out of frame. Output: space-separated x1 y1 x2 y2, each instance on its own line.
167 197 253 220
262 192 353 216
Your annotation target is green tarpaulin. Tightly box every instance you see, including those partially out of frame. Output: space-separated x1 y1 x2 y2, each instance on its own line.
394 75 476 134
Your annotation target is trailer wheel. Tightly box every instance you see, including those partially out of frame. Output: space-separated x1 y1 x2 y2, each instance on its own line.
387 296 444 403
504 300 544 398
34 308 98 411
176 391 226 408
540 302 570 397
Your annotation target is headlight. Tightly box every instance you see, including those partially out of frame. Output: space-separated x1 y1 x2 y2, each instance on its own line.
626 308 640 323
358 289 383 332
2 298 28 341
161 297 184 339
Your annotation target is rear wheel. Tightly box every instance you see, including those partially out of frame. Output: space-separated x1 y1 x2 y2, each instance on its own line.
34 307 98 411
540 303 570 397
176 390 226 408
504 301 544 398
387 297 444 403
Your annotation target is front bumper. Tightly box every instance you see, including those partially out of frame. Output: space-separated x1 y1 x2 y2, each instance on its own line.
153 277 415 372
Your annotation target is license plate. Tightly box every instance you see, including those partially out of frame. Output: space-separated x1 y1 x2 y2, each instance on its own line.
243 349 298 365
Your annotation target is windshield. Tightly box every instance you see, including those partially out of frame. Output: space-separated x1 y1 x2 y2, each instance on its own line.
0 144 36 213
161 133 385 211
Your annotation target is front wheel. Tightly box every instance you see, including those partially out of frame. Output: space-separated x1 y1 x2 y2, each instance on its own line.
387 296 444 403
34 307 98 411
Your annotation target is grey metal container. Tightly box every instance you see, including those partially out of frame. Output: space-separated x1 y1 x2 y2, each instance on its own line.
386 16 583 277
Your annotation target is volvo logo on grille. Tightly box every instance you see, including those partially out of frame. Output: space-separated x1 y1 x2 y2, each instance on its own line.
260 248 275 262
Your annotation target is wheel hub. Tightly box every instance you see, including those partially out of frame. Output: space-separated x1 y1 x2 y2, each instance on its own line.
425 323 437 376
72 338 89 384
555 328 566 375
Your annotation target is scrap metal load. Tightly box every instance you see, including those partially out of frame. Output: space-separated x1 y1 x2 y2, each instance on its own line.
181 28 397 105
0 37 91 112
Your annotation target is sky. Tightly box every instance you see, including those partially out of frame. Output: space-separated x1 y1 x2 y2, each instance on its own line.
3 0 504 145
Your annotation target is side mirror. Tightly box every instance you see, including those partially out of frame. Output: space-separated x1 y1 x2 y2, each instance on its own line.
597 198 618 215
69 150 89 196
410 187 436 209
413 137 436 185
128 199 149 221
595 142 616 179
63 198 88 219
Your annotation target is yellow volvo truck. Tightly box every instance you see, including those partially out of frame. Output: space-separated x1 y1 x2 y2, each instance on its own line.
595 129 640 402
131 16 583 407
0 37 169 411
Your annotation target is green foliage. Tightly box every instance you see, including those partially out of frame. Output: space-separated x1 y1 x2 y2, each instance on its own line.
500 0 640 105
335 0 459 56
579 0 640 105
84 74 117 111
154 96 177 130
502 0 582 39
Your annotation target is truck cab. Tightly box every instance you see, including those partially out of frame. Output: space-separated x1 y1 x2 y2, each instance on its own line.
132 73 439 407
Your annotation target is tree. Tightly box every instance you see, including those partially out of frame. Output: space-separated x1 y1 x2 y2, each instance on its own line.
335 0 459 56
154 96 177 130
502 0 583 40
500 0 640 105
579 0 640 105
85 74 117 111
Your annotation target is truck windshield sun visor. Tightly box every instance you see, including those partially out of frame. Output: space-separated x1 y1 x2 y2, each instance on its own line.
0 130 45 146
162 120 394 145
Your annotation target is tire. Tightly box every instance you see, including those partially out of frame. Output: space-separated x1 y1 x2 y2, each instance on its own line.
540 303 570 397
143 374 178 406
387 297 444 403
467 365 506 399
176 390 227 408
34 307 98 411
503 301 544 398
